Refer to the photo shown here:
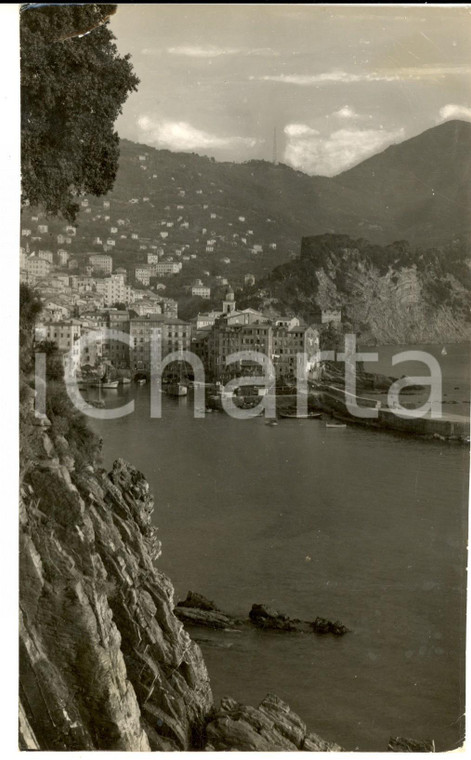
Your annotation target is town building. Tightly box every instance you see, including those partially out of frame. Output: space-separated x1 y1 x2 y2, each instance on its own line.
25 256 53 279
154 261 182 276
42 319 82 373
56 250 70 266
129 315 192 371
195 311 223 330
132 300 163 317
134 267 153 286
95 273 133 307
191 284 211 298
103 310 131 368
88 254 113 275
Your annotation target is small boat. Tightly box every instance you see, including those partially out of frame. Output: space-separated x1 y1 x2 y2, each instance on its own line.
266 419 278 426
101 379 119 389
120 376 132 385
137 378 146 386
167 382 188 397
441 347 448 356
326 422 347 429
279 411 322 419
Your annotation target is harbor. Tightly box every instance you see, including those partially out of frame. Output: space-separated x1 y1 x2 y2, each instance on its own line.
89 382 469 751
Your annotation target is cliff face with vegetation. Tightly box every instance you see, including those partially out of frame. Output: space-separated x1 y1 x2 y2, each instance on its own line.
240 234 471 344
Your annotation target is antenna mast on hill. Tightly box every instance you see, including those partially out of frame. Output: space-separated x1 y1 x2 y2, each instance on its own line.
272 127 278 166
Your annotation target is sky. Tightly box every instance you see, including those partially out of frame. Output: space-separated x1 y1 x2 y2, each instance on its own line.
109 4 471 176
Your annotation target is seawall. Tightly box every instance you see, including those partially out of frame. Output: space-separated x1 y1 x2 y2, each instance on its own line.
318 385 470 442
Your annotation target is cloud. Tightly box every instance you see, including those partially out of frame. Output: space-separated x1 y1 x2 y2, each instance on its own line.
284 124 319 138
167 45 240 58
332 105 363 120
165 46 278 58
255 71 398 85
253 65 471 86
283 124 405 176
137 116 259 152
438 104 471 122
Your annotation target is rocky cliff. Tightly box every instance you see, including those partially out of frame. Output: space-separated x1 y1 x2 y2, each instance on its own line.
239 234 471 344
19 400 344 751
20 440 212 750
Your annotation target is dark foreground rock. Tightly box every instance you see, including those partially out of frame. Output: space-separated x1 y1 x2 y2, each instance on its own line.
388 736 436 752
204 693 343 751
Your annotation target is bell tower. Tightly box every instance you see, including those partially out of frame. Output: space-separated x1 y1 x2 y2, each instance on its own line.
222 286 236 314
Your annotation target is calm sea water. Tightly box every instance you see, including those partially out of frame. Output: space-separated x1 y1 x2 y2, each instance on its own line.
88 344 470 751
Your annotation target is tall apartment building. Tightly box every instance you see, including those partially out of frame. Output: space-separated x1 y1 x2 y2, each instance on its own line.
103 310 131 368
129 315 191 371
95 274 133 306
42 320 82 374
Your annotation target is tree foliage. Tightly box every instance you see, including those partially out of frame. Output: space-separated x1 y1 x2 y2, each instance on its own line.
21 4 139 221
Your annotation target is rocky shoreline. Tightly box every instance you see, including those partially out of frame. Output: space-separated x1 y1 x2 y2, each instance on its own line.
19 414 435 751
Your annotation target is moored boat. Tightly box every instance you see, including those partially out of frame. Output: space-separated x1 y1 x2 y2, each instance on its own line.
101 379 119 389
279 410 322 419
167 382 188 397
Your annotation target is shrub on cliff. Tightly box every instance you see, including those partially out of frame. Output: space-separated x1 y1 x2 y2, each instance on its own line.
46 380 101 470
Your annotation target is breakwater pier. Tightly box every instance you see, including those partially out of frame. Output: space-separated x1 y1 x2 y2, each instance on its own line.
317 385 470 442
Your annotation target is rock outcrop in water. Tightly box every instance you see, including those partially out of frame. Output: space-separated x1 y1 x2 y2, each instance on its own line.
174 593 350 636
249 603 349 635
